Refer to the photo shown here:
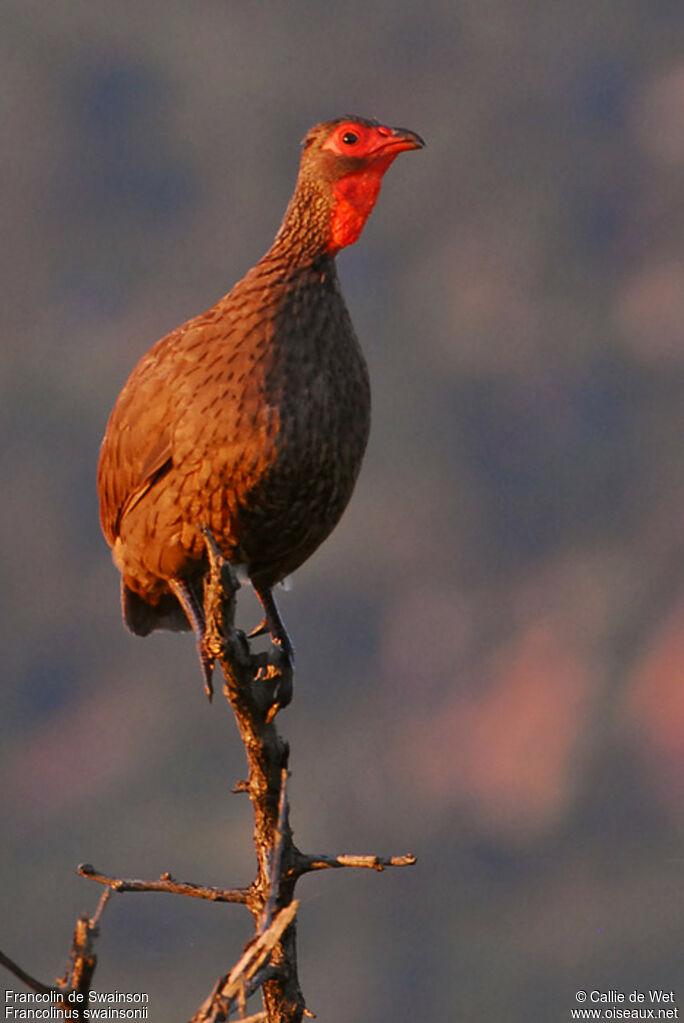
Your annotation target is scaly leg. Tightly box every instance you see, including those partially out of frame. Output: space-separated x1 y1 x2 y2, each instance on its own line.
169 578 215 700
252 583 295 712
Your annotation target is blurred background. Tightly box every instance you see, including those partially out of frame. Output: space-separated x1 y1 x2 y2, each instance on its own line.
1 2 683 1019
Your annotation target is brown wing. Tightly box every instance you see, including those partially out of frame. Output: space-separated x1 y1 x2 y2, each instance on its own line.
97 333 178 548
96 285 279 552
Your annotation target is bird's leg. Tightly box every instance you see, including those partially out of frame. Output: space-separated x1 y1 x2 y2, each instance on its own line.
253 585 295 662
169 578 215 700
252 584 294 716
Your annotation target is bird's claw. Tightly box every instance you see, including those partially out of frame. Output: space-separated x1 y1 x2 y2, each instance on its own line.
198 642 215 702
253 645 293 721
247 616 270 640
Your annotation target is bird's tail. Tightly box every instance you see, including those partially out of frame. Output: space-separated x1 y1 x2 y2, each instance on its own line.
122 582 192 635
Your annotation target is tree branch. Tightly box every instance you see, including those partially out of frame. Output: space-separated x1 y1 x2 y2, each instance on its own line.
190 901 298 1023
0 889 109 1020
192 530 417 1021
2 527 415 1023
295 852 417 875
199 533 306 1021
0 950 55 997
259 768 289 933
78 865 249 904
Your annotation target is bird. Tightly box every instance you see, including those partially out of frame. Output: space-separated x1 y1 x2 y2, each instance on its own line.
97 116 424 708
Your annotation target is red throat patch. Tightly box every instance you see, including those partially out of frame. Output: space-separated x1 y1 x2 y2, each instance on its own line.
329 167 390 253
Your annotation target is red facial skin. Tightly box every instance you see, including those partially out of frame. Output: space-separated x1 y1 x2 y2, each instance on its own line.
321 120 423 253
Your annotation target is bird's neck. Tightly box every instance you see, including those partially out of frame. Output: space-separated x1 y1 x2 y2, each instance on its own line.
271 179 335 265
270 168 384 264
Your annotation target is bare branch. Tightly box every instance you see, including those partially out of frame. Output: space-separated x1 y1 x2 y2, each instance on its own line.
1 525 413 1023
296 852 417 874
54 914 98 1021
192 531 416 1020
78 864 249 904
191 902 299 1023
0 950 55 997
1 896 106 1022
259 768 289 933
1 805 118 1015
90 888 112 927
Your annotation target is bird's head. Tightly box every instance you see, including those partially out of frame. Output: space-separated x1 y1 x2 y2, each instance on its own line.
293 116 425 255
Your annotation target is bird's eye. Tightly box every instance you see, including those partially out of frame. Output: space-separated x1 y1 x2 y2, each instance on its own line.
341 131 359 145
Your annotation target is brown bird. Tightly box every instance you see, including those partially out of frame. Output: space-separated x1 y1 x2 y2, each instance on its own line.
97 116 424 707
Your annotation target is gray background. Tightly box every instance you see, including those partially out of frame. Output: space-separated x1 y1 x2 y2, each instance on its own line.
1 2 683 1020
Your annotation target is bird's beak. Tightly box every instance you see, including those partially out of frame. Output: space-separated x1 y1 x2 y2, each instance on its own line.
386 127 423 152
374 125 426 155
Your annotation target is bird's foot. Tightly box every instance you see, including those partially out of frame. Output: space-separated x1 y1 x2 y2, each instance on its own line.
253 644 294 722
251 584 295 719
247 614 291 714
186 532 296 719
